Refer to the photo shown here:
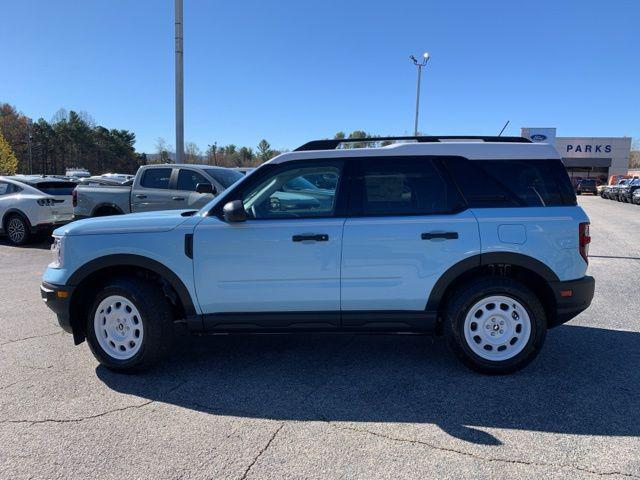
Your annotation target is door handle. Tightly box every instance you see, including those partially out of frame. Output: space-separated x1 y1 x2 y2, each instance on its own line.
421 232 459 240
135 194 147 199
292 234 329 242
172 196 185 201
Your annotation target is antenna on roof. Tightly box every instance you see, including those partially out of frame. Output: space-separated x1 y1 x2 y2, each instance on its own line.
498 120 510 137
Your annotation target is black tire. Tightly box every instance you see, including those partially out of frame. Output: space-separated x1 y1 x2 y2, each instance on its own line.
444 277 547 375
4 214 31 246
86 276 174 372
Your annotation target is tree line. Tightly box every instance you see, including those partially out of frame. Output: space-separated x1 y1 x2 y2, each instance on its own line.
0 102 287 176
0 103 146 175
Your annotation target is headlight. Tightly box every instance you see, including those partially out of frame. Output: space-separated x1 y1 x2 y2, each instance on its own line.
50 236 65 268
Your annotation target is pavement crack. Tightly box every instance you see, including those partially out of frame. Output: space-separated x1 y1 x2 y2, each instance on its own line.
1 381 186 427
327 423 640 478
1 400 155 426
0 331 61 347
239 423 284 480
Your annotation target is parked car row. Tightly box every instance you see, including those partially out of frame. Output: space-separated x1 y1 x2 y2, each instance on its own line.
600 178 640 204
1 165 244 245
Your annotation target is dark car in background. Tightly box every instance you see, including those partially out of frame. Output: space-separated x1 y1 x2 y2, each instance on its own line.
617 178 640 203
576 179 597 195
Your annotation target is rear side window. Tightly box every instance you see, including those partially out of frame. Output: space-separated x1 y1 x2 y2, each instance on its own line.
351 158 465 216
444 158 576 207
141 168 172 189
33 182 76 196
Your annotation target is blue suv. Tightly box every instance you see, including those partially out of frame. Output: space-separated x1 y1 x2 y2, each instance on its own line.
41 136 595 374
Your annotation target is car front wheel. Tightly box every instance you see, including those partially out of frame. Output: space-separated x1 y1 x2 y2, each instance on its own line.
86 277 173 372
445 277 547 374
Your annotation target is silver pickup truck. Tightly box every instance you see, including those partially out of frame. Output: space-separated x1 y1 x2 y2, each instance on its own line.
73 164 243 218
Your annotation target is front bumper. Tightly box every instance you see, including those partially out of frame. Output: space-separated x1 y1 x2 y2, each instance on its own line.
40 282 74 334
549 275 595 327
32 220 72 235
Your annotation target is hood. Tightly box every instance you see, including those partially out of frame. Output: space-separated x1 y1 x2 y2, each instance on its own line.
54 209 198 236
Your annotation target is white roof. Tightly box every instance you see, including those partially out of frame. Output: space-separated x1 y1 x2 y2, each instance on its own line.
270 141 561 164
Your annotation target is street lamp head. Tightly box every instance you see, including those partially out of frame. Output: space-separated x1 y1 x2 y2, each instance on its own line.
423 52 430 60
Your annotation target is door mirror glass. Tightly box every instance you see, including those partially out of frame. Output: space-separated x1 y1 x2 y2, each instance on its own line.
196 183 215 195
223 200 247 222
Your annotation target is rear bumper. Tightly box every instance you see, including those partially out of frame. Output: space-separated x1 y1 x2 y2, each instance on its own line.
40 282 74 334
549 275 595 327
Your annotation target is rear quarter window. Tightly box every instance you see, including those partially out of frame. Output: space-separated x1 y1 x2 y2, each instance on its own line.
444 158 576 207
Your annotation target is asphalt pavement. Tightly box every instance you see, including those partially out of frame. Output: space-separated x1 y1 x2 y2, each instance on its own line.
0 195 638 479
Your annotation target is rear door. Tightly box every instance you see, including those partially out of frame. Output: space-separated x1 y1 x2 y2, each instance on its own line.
340 157 481 328
131 167 174 212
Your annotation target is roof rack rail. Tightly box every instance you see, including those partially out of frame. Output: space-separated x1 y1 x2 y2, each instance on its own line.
294 135 531 151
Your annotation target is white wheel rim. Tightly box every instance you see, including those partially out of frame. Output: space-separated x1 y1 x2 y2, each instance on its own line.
463 295 531 362
94 295 144 360
7 218 26 243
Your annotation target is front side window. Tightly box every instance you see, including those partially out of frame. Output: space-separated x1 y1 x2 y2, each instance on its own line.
242 164 341 219
177 169 210 191
353 159 463 216
141 168 172 189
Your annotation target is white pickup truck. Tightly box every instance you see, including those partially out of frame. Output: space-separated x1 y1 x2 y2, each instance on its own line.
73 164 243 218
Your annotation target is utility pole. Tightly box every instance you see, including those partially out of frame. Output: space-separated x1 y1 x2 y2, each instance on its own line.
410 52 430 136
175 0 184 164
27 121 33 175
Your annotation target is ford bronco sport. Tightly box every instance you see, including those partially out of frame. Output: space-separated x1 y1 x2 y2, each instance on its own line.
41 136 594 374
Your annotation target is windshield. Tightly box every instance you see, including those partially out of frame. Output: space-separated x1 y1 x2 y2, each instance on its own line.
580 179 596 186
205 169 243 188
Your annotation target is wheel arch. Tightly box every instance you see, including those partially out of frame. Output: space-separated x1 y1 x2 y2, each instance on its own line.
91 203 125 217
2 208 32 231
67 254 198 344
427 253 559 334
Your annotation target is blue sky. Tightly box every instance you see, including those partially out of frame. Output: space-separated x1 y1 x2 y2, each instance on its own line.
1 0 638 153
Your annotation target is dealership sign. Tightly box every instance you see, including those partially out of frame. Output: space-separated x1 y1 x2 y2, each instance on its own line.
565 144 612 153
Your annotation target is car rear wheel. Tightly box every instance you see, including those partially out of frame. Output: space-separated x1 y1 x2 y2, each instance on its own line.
5 215 30 246
86 276 173 372
445 277 547 374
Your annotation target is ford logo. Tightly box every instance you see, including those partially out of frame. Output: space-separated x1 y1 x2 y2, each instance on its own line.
530 134 547 142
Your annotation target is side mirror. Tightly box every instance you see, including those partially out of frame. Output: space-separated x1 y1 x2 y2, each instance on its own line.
196 183 215 195
223 200 247 222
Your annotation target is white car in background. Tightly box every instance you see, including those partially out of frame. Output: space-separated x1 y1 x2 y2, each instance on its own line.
0 176 75 245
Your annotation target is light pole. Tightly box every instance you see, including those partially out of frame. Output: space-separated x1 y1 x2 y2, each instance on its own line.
410 52 430 136
175 0 184 164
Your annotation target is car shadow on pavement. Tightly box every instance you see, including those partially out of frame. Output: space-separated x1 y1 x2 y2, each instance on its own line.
0 236 52 249
97 325 640 446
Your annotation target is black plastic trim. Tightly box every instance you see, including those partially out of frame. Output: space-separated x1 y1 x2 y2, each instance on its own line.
67 254 197 318
184 233 193 258
40 282 74 334
480 252 559 282
549 275 595 327
295 136 531 151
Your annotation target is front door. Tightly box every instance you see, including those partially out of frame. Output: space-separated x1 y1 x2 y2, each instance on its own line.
340 157 481 329
193 161 346 330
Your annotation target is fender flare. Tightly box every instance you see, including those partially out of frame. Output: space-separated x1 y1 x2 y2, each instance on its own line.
67 253 197 317
426 252 559 311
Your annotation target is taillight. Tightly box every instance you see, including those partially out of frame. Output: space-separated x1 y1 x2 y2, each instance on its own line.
72 189 77 207
579 222 590 264
37 198 55 207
